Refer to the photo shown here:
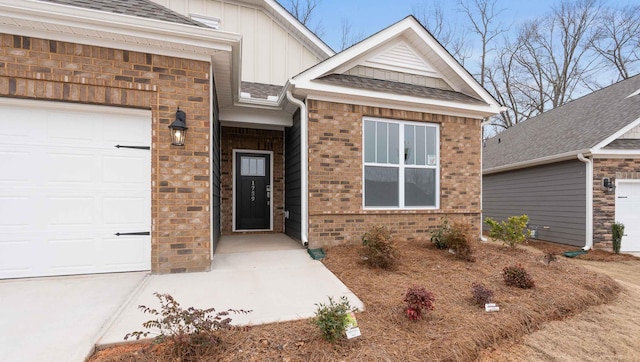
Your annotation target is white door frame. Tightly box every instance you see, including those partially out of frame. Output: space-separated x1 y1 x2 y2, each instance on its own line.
615 178 640 252
232 149 274 232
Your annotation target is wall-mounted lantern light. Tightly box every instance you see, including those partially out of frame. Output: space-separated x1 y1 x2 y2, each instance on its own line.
602 177 616 193
169 108 188 146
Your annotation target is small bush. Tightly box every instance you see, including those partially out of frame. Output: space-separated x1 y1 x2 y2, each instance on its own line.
430 218 451 249
360 226 399 270
502 264 535 289
485 215 530 248
404 286 436 321
612 222 624 254
312 296 356 343
471 282 494 306
445 221 475 262
124 293 250 361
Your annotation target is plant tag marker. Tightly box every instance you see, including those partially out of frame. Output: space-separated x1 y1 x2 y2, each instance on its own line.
344 311 361 339
485 303 500 312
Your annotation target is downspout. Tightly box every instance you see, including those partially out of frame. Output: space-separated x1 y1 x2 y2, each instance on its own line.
480 122 487 242
577 153 593 250
286 90 309 247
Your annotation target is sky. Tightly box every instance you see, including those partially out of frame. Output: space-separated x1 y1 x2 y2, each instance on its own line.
302 0 567 52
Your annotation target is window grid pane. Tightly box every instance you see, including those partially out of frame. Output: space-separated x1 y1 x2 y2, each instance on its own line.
376 122 388 163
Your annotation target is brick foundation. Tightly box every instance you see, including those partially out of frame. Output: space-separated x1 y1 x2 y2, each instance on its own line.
0 34 211 274
306 100 482 247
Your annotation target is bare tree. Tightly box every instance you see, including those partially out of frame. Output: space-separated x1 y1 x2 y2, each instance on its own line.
508 0 600 116
458 0 508 87
589 4 640 80
339 18 365 51
282 0 324 37
412 2 470 65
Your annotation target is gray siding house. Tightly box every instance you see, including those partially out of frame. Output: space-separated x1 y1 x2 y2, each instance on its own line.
483 75 640 252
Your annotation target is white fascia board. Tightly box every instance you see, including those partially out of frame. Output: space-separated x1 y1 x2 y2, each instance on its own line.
592 150 640 158
0 0 241 59
263 0 334 57
591 116 640 152
219 106 292 128
483 149 592 175
295 81 501 119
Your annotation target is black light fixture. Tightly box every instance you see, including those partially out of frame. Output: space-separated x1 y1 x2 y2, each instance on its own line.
602 177 616 193
169 108 188 146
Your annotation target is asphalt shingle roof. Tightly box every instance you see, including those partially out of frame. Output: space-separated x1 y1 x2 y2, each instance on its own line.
241 82 283 100
483 74 640 171
41 0 205 27
317 74 484 105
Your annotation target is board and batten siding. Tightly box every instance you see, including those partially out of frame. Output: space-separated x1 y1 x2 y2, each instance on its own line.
152 0 324 86
284 110 302 240
483 160 587 247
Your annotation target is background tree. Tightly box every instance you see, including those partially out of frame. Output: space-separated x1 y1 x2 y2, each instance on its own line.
339 18 365 51
282 0 324 37
412 1 469 65
589 4 640 81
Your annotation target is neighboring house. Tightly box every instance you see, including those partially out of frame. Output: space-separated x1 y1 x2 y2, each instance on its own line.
483 75 640 253
0 0 500 279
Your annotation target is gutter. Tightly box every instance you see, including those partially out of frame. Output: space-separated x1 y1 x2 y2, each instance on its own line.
285 89 309 247
577 153 593 250
483 149 592 175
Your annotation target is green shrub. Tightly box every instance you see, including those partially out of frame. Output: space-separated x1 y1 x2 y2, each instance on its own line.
360 226 399 270
445 221 475 262
430 218 451 249
502 264 535 289
312 296 356 343
404 286 436 321
471 282 494 306
612 222 625 254
485 215 530 248
124 293 250 361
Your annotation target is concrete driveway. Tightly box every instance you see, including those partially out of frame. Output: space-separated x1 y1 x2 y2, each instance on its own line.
0 234 363 361
0 272 147 362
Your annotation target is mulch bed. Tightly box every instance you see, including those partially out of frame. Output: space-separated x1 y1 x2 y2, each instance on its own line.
89 239 620 362
524 239 640 262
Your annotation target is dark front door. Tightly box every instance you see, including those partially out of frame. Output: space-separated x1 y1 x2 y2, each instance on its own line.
235 152 271 230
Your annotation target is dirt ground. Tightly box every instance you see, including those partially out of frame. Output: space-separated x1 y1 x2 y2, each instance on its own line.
478 258 640 361
89 238 625 362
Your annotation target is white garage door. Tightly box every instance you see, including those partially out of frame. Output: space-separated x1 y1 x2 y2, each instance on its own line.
0 99 151 279
616 180 640 253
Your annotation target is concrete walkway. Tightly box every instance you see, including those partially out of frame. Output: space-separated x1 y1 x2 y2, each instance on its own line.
97 235 363 346
0 272 147 362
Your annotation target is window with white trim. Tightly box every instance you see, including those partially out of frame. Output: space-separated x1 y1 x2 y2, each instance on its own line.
363 118 439 208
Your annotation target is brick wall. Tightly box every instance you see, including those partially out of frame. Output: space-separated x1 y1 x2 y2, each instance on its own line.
220 126 284 234
593 158 640 249
0 34 211 274
306 100 482 247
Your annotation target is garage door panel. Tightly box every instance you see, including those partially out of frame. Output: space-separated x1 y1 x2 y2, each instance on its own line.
0 196 32 227
101 236 150 269
0 100 151 279
103 197 148 225
0 150 32 181
46 153 95 183
103 155 149 184
46 197 95 225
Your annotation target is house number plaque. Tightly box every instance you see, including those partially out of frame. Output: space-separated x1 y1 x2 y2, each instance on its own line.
250 180 256 202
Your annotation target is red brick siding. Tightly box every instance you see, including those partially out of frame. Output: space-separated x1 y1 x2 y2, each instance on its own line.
220 127 284 234
592 158 640 250
306 100 482 247
0 34 211 274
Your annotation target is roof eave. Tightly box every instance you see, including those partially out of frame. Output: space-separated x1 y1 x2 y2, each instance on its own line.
483 149 593 175
292 81 501 119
